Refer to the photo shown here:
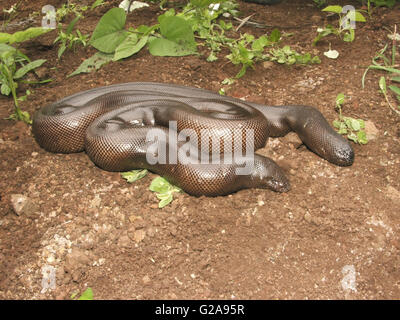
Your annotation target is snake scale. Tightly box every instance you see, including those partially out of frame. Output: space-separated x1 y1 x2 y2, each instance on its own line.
32 82 354 196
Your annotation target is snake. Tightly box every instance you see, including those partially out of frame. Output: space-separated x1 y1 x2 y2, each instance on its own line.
32 82 354 196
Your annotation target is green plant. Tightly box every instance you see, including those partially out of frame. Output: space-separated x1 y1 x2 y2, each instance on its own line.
0 27 51 123
313 0 327 7
313 5 366 45
121 169 148 182
91 0 106 10
268 45 321 65
70 7 197 76
149 177 181 208
359 0 397 9
357 0 397 18
379 76 400 116
362 28 400 116
71 287 93 300
0 27 52 45
56 1 89 22
225 31 280 79
54 16 89 59
121 169 181 208
0 27 52 123
1 2 21 32
178 0 239 62
71 0 319 81
332 93 368 144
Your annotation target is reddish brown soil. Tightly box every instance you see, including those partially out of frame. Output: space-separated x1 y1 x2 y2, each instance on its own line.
0 0 399 300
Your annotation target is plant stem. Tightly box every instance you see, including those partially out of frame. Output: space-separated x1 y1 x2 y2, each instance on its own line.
4 63 25 120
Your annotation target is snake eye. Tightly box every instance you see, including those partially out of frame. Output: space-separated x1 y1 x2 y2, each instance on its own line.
53 105 77 115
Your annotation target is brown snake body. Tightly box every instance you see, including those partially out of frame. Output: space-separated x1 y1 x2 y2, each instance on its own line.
32 82 354 196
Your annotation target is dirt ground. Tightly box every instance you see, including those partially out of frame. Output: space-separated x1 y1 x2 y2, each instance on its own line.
0 0 399 300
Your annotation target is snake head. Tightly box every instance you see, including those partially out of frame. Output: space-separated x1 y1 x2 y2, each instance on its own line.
331 143 355 166
247 155 290 193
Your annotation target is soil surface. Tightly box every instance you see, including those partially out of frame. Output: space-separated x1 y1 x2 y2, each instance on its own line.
0 0 399 300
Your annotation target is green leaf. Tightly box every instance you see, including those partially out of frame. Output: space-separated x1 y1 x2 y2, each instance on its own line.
7 27 52 44
156 193 173 208
66 16 81 35
89 8 129 53
388 85 400 96
19 110 32 124
251 35 270 51
149 15 196 57
149 177 171 194
357 130 368 144
91 0 104 10
347 132 358 143
58 43 66 59
343 29 355 42
354 11 366 22
332 120 342 128
268 29 281 43
336 93 345 106
311 56 321 64
349 118 361 131
322 5 343 13
14 59 46 79
149 38 196 57
78 288 93 300
0 43 15 54
70 291 79 300
121 169 148 183
1 83 11 95
391 76 400 83
221 78 235 85
161 15 196 45
149 176 181 208
0 33 11 44
68 52 113 77
113 34 148 61
206 52 218 62
379 76 387 93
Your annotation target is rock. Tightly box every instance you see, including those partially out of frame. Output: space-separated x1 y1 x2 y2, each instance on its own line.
282 132 302 148
10 194 38 216
146 227 156 237
304 212 313 224
364 120 379 141
142 275 151 285
230 87 250 99
117 234 131 248
386 186 400 203
34 66 49 79
310 15 322 24
71 269 84 282
129 215 146 229
278 159 299 176
263 61 274 69
64 248 91 274
2 121 29 141
90 194 101 208
133 229 146 243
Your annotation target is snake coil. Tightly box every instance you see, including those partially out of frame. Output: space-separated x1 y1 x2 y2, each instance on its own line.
32 82 354 196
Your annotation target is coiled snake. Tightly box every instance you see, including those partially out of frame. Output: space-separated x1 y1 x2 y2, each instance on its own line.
32 82 354 196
